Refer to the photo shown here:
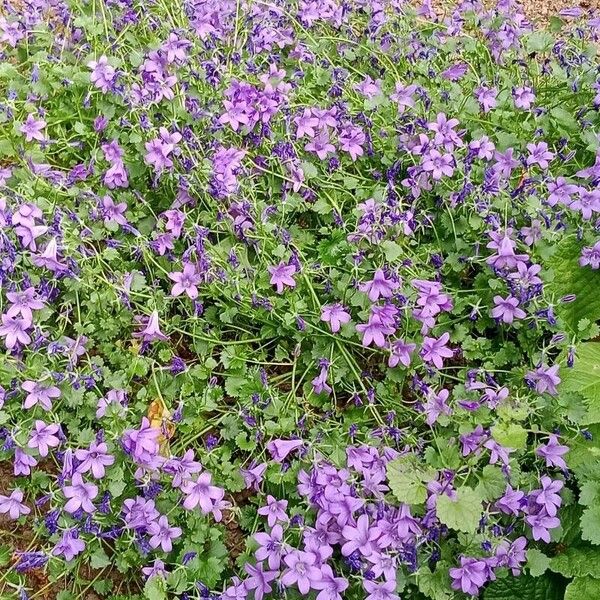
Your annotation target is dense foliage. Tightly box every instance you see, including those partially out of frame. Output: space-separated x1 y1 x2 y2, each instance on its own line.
2 0 600 598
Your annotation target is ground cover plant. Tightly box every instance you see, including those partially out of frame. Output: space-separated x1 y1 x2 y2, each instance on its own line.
2 0 600 598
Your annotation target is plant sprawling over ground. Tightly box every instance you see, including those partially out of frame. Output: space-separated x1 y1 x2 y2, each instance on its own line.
2 0 600 598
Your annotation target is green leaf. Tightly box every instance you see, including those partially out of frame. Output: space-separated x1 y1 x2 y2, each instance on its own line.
561 344 600 414
381 240 403 262
527 548 550 577
525 31 554 53
89 547 111 569
436 486 482 533
581 506 600 545
546 238 600 333
484 574 564 600
0 545 10 567
416 565 453 600
579 481 600 506
564 576 600 600
549 546 600 578
386 454 436 505
144 576 167 600
476 465 506 501
491 422 528 450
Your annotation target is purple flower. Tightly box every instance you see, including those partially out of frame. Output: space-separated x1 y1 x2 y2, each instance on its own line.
148 515 182 552
20 114 46 142
356 316 395 348
181 471 224 514
14 448 37 476
533 476 563 517
123 496 159 530
420 332 453 369
0 315 32 349
495 485 525 515
21 381 61 411
449 556 490 596
526 142 554 169
169 263 202 299
359 269 399 302
62 473 98 514
52 529 85 561
144 128 182 172
422 149 454 180
267 262 297 293
6 287 45 322
571 188 600 221
391 83 417 113
0 489 30 519
97 389 126 418
388 340 416 368
75 441 115 478
475 86 498 112
527 364 561 395
257 495 288 527
313 565 348 600
363 579 400 600
547 177 578 206
254 524 285 569
513 86 535 109
580 241 600 269
281 550 322 594
338 124 365 161
27 420 60 457
88 55 116 92
244 562 277 600
101 195 128 226
491 295 526 324
536 434 569 470
526 511 560 543
341 514 379 557
312 364 332 395
305 133 336 160
321 303 351 333
495 536 527 575
133 310 168 342
241 462 267 491
266 438 302 462
142 559 168 580
424 388 451 425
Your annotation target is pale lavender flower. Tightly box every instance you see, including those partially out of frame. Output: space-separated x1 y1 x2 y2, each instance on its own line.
62 473 98 514
148 515 182 552
257 495 288 527
88 55 116 92
491 295 526 324
364 579 400 600
267 262 297 293
527 364 561 395
52 529 85 561
321 303 351 333
359 269 399 302
420 333 453 369
169 263 202 299
449 557 489 596
424 388 451 425
20 114 46 142
75 441 115 478
27 421 60 456
0 489 30 519
388 340 416 368
22 381 61 411
133 310 168 342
